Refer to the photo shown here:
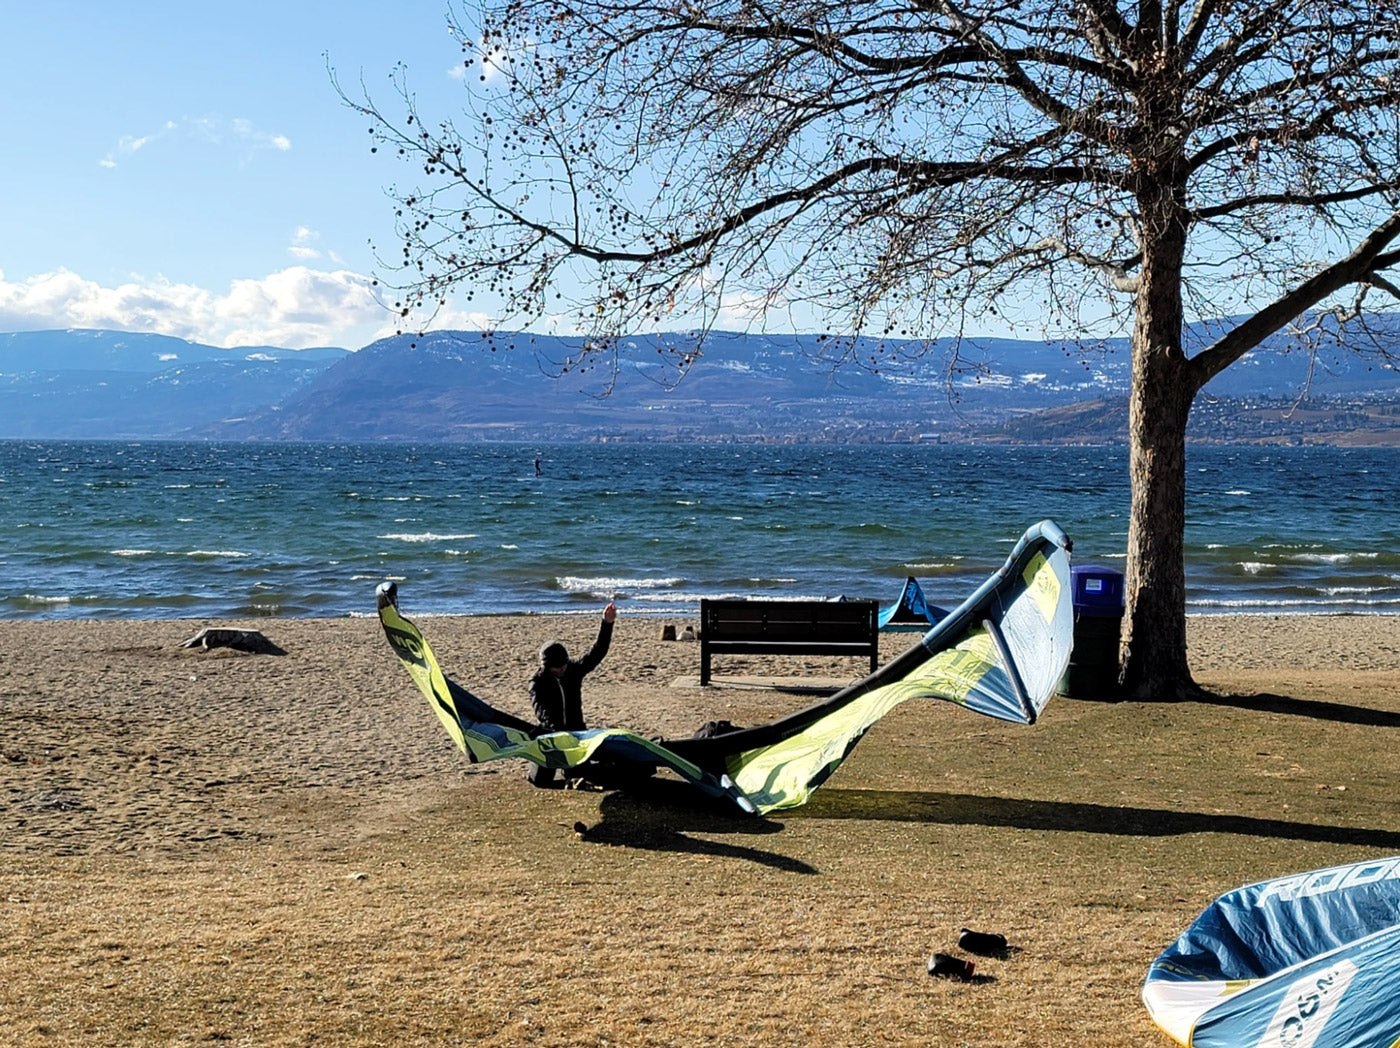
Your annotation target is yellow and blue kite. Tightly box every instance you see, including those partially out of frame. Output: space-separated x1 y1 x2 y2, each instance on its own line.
377 519 1074 815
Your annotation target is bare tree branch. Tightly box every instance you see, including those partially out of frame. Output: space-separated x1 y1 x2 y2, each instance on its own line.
1187 209 1400 388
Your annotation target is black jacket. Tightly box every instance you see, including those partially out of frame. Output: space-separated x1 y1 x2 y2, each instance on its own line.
529 618 613 732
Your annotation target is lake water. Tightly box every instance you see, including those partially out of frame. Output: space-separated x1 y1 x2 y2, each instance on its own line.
1 440 1396 619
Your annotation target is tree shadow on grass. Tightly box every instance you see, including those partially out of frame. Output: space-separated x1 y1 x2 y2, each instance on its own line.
1067 690 1400 727
795 788 1400 849
1194 691 1400 727
586 779 818 874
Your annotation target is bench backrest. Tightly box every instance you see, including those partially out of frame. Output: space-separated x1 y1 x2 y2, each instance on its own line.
701 598 878 642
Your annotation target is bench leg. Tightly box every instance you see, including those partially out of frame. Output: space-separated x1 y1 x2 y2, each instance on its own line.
700 645 711 686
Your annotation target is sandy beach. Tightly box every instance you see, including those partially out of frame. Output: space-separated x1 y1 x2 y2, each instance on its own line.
5 611 1400 1046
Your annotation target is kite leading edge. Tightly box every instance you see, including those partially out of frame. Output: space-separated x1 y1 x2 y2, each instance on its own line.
1143 855 1400 1048
376 518 1074 815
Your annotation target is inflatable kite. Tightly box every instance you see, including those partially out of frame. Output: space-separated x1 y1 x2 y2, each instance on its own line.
1143 855 1400 1048
377 518 1074 815
878 575 951 631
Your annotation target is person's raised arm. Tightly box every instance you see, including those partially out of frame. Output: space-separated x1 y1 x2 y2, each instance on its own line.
578 603 616 674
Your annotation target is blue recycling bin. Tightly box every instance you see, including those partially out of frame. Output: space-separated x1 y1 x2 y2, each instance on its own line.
1058 565 1125 698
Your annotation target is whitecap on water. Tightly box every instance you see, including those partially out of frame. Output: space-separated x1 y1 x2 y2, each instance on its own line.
378 532 478 542
556 575 685 594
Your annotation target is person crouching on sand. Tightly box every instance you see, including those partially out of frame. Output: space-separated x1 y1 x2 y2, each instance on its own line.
525 602 616 788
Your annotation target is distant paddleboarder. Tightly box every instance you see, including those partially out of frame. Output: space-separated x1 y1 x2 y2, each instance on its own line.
534 454 542 476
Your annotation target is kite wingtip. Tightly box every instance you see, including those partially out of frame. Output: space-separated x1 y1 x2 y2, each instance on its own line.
376 581 399 610
721 775 760 816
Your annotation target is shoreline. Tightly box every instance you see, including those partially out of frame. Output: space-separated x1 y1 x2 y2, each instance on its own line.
8 605 1400 623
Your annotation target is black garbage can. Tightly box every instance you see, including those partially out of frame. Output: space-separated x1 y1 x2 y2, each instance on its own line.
1058 565 1125 698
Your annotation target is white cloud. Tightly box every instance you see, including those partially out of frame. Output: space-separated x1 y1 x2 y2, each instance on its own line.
99 116 291 168
712 287 782 329
0 266 397 349
451 40 526 85
288 226 322 261
97 121 179 168
656 266 788 332
419 301 496 332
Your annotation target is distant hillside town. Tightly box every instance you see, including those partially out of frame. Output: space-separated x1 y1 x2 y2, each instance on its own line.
1 324 1397 444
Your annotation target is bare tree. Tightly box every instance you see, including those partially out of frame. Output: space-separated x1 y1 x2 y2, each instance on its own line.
346 0 1400 698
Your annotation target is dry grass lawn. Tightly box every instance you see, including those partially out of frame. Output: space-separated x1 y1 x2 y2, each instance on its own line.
4 613 1400 1047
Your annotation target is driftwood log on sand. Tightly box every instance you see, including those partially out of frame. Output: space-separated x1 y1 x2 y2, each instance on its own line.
180 628 287 655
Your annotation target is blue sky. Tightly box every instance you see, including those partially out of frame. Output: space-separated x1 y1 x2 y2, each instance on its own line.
0 1 486 349
0 2 1063 353
13 4 1351 355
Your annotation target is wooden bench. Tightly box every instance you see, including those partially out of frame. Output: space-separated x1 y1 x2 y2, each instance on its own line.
698 598 880 685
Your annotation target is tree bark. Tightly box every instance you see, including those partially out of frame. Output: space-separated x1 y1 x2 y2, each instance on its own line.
1120 178 1202 700
1121 340 1196 699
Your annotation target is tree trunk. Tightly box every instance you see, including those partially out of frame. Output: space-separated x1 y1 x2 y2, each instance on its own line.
1120 344 1197 699
1119 203 1202 700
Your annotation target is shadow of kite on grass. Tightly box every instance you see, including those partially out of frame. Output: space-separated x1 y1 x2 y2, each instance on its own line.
796 789 1400 849
584 780 819 874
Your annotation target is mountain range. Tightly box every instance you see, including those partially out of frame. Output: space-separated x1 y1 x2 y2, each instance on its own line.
2 323 1398 443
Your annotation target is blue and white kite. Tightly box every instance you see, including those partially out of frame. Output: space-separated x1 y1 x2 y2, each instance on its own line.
878 575 950 631
1144 855 1400 1048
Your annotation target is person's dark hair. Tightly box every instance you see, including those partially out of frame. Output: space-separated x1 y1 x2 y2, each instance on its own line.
539 641 569 669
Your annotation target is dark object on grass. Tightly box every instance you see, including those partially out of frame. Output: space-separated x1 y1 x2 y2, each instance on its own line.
180 628 286 655
958 928 1009 956
927 953 975 980
691 719 745 739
